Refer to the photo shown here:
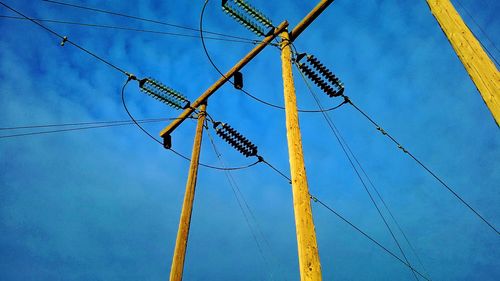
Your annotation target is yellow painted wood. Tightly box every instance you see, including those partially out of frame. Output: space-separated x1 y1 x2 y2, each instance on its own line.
169 104 207 281
290 0 335 41
426 0 500 125
281 31 322 281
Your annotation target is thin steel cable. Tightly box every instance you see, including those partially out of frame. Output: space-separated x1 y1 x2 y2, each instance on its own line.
0 15 263 45
359 164 431 279
0 1 128 75
199 0 348 113
120 79 260 171
206 128 276 281
41 0 256 43
0 118 168 131
295 63 421 281
310 195 431 281
205 121 289 280
452 0 500 66
0 119 166 139
348 101 499 236
261 159 291 183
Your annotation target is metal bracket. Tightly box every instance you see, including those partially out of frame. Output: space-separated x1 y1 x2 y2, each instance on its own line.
163 134 172 149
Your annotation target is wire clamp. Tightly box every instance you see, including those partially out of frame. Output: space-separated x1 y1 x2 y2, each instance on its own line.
398 145 408 153
60 36 68 46
126 72 137 81
376 126 387 135
342 95 351 104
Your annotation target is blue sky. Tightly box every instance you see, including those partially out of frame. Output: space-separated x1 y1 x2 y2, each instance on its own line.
0 0 499 280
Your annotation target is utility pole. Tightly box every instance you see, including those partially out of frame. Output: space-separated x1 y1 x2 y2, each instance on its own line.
281 30 322 280
160 1 335 280
169 103 207 281
426 0 500 125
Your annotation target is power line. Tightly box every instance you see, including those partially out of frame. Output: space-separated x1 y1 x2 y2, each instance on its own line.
0 118 170 131
309 195 431 281
347 100 500 236
0 1 128 75
295 62 421 281
41 0 258 43
357 160 431 278
206 127 278 281
0 15 264 45
0 119 167 139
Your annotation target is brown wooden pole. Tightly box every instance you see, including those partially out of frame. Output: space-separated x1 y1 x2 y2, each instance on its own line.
280 30 322 281
169 103 207 281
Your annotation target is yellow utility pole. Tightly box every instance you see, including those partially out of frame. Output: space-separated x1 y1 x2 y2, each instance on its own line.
426 0 500 125
169 103 207 281
160 2 335 280
281 31 322 281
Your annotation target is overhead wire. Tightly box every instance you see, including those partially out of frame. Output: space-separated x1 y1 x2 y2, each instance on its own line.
41 0 258 43
0 119 168 139
120 78 261 172
0 1 128 75
309 194 431 281
356 160 431 278
199 0 348 113
205 126 278 281
0 15 265 45
294 59 421 281
347 100 500 236
0 118 169 131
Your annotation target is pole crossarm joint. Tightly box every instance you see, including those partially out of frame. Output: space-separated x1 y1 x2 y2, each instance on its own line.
159 20 289 140
159 0 336 142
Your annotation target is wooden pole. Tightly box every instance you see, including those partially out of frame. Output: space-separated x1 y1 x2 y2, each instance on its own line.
290 0 334 41
169 103 207 281
426 0 500 125
280 30 322 281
